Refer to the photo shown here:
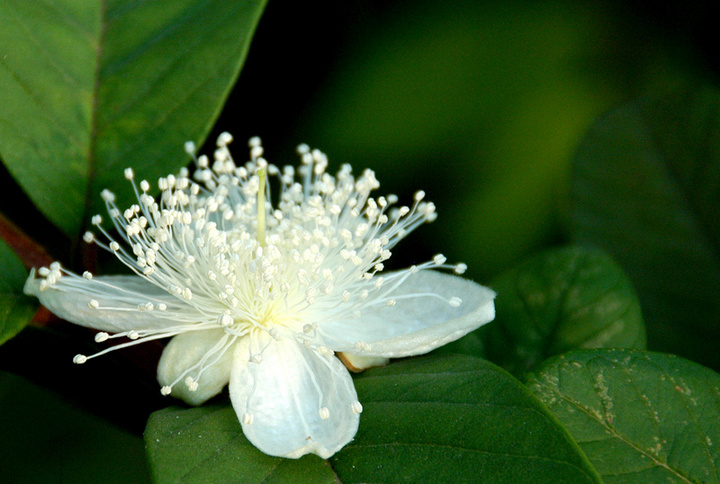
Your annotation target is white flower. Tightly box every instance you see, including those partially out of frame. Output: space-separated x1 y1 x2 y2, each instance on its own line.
24 133 496 459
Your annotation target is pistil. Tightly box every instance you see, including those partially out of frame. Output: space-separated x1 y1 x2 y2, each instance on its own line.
257 167 267 247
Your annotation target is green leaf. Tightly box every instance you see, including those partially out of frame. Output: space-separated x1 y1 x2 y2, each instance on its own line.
479 246 646 376
145 402 337 484
570 88 720 370
0 0 266 236
332 355 601 484
0 240 36 346
526 349 720 483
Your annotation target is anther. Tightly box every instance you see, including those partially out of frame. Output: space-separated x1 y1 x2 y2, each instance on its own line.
351 401 364 414
124 168 134 180
83 232 95 243
73 354 88 364
160 386 172 396
88 299 100 309
317 346 333 357
184 141 196 154
242 413 254 425
94 332 109 343
454 263 468 274
185 376 199 392
82 271 93 279
433 254 447 265
319 407 330 420
218 313 234 327
100 190 115 203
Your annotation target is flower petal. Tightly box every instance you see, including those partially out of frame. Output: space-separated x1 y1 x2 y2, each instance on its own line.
229 332 360 459
157 329 234 406
320 270 496 357
24 270 197 333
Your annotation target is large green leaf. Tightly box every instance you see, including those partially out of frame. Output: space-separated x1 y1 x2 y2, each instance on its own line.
332 355 600 484
0 0 266 236
0 240 36 346
145 403 337 484
478 246 645 376
570 88 720 370
146 355 600 483
526 349 720 483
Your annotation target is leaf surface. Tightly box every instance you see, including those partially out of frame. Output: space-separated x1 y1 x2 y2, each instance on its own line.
0 0 266 236
0 240 36 346
570 88 720 369
527 349 720 483
332 355 600 484
146 402 337 484
479 246 645 375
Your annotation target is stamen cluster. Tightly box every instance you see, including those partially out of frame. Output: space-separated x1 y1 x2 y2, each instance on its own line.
25 133 493 459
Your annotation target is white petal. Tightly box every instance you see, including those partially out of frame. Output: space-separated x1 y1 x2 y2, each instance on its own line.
229 332 359 459
320 270 496 357
157 329 234 406
24 270 196 333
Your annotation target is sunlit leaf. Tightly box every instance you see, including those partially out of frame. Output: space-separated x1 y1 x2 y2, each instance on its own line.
0 0 266 236
527 349 720 483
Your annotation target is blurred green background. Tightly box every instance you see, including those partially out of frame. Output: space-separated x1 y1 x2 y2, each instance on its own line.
1 0 716 481
211 0 714 279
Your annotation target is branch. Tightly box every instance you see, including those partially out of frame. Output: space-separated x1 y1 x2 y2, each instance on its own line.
0 211 54 269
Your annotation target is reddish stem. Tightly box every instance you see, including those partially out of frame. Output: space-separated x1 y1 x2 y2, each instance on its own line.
0 211 54 270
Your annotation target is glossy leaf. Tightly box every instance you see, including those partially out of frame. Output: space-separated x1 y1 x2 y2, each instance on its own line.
332 355 601 484
0 240 36 346
0 0 266 236
570 88 720 370
145 402 337 484
480 246 645 375
527 349 720 483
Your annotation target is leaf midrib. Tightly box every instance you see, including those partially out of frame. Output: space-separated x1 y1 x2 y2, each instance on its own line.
549 358 700 484
82 0 107 235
